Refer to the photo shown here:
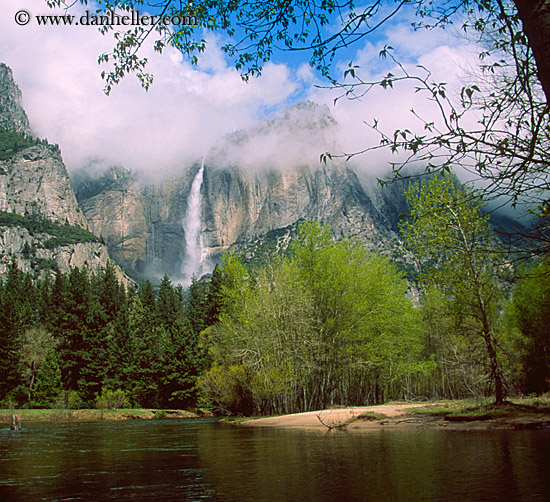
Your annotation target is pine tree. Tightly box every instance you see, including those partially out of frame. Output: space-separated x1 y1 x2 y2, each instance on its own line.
52 269 88 391
128 296 169 407
510 260 550 394
98 261 125 324
0 290 23 401
105 295 132 391
185 275 209 338
32 348 63 408
205 264 224 326
157 274 183 328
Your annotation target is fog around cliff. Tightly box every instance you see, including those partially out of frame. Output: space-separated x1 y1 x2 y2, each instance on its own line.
1 0 480 181
206 102 343 172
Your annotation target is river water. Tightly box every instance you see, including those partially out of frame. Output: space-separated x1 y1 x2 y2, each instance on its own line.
1 419 549 501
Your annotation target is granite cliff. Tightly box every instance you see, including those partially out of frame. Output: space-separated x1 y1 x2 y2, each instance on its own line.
0 64 31 135
0 63 130 284
0 145 89 228
74 102 410 281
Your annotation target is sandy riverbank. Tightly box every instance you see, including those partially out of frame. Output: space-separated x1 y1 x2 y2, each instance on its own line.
240 402 550 431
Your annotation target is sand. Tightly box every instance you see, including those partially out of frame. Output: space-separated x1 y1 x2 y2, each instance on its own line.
241 403 431 430
239 402 550 431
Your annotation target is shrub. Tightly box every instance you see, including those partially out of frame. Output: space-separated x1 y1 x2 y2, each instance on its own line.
55 390 84 410
0 211 101 248
198 364 254 415
95 388 129 410
0 128 37 161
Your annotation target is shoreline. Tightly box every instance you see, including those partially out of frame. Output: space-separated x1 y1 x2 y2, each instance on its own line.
3 400 550 431
238 402 550 432
0 408 200 423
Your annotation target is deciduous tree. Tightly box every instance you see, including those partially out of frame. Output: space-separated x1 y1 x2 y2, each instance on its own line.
401 174 510 403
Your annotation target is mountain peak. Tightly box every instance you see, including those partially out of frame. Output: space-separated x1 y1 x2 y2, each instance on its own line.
0 63 32 136
209 100 339 171
273 101 335 130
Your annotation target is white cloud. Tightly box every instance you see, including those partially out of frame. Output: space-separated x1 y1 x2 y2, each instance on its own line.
308 22 482 180
1 0 485 185
0 0 298 176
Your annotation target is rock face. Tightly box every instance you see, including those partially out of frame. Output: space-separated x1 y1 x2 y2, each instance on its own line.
201 160 390 255
74 166 198 279
0 63 130 285
0 226 127 284
0 145 89 228
0 63 31 135
75 102 409 281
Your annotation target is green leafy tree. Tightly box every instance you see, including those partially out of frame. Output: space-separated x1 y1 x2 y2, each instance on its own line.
291 221 426 406
20 326 57 402
201 258 316 414
49 1 550 102
202 222 426 414
401 174 510 404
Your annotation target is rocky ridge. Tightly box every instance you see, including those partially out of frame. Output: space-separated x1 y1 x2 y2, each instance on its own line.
0 63 130 284
0 63 31 135
0 145 89 228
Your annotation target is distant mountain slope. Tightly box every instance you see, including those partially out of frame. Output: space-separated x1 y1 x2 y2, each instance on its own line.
74 103 415 281
73 101 526 283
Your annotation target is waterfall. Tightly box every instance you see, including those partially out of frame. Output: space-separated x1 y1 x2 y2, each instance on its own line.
181 158 209 285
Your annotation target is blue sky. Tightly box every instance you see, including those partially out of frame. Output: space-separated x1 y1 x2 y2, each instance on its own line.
1 0 479 180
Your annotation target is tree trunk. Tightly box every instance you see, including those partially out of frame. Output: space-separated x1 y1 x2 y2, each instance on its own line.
513 0 550 104
477 290 506 405
483 331 505 405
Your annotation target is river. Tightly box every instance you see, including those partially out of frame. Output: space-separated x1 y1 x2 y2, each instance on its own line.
1 419 549 501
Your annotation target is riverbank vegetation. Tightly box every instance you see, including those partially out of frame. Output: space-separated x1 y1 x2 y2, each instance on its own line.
1 175 549 416
0 408 197 422
0 261 207 410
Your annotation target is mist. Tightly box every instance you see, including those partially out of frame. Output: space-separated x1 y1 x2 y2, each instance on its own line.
1 0 486 186
0 0 301 181
205 102 343 173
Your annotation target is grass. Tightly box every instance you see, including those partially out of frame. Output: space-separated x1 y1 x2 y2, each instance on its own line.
408 396 550 421
0 408 197 423
357 412 389 421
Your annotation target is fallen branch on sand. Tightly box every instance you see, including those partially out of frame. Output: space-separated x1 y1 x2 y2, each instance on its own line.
316 412 348 430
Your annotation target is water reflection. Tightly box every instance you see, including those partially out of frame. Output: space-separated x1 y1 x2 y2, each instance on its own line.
0 420 549 501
